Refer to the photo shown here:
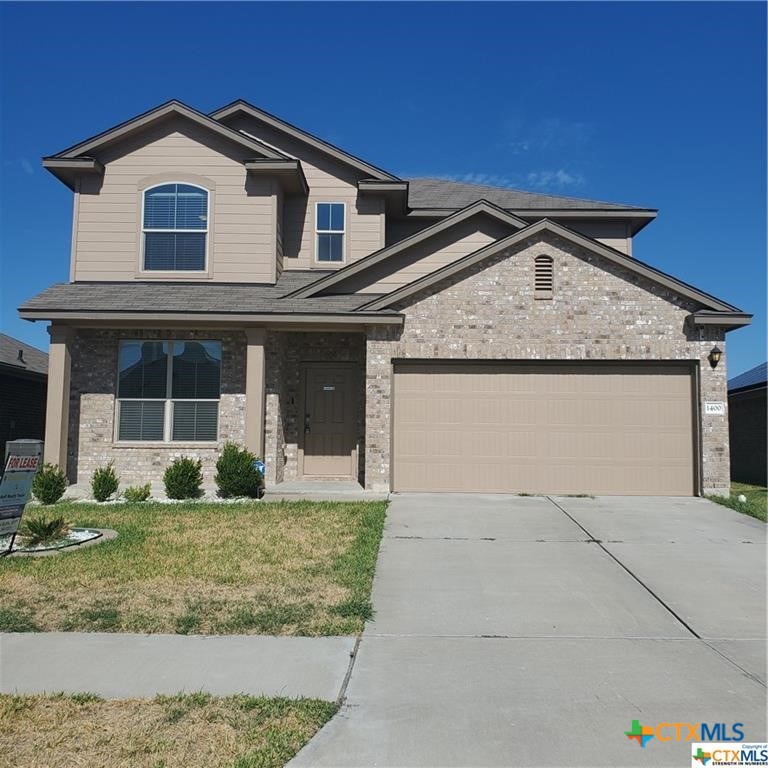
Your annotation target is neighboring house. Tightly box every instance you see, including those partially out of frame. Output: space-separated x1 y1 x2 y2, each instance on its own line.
0 333 48 457
19 99 751 496
728 362 767 487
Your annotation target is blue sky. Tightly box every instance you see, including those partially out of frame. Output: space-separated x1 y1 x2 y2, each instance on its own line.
1 1 765 377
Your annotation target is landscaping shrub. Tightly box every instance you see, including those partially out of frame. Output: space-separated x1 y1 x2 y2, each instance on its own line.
91 462 120 502
123 483 151 503
215 442 263 498
19 513 70 547
31 464 67 505
163 457 203 500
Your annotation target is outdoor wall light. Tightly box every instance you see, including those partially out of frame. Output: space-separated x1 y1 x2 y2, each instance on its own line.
708 345 723 369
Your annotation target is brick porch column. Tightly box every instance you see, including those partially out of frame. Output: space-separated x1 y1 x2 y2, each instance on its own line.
245 327 266 458
44 325 74 470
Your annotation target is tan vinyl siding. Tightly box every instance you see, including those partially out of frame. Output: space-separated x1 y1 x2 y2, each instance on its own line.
73 116 276 283
223 115 386 269
275 186 284 277
385 217 439 246
561 220 632 255
340 216 513 294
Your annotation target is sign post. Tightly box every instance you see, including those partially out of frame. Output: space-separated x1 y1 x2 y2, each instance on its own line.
0 440 43 556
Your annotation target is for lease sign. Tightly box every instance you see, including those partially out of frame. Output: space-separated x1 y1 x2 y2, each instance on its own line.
0 453 40 539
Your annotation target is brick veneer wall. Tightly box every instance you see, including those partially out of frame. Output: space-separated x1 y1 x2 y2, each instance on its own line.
365 232 730 494
67 329 246 485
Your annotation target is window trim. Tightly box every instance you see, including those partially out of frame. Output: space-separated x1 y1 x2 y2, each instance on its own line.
114 339 222 444
139 182 211 276
314 201 346 265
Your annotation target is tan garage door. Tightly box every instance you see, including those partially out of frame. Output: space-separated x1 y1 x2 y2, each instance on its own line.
393 363 696 495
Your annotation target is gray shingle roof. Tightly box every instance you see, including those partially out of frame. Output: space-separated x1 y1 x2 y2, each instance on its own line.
0 333 48 376
407 178 650 211
19 272 388 316
728 362 767 392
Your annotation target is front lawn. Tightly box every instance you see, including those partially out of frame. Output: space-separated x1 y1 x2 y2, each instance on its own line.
0 692 335 768
707 482 767 522
0 500 387 634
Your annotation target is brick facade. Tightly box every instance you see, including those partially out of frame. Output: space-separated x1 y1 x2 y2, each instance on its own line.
364 232 729 495
66 233 731 495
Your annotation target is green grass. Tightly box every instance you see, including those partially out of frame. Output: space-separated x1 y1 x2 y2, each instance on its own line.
0 692 336 768
0 500 387 635
707 482 767 522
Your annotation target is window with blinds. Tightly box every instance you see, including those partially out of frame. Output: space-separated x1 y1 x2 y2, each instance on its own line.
116 340 221 442
316 202 345 262
143 184 208 271
534 255 554 299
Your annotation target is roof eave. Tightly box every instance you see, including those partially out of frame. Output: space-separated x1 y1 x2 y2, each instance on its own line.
41 157 105 190
18 308 403 326
245 159 309 196
689 311 753 330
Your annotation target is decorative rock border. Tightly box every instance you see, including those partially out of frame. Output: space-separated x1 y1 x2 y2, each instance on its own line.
3 528 118 558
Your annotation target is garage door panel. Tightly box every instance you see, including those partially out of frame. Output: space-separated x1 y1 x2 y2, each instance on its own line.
393 363 695 496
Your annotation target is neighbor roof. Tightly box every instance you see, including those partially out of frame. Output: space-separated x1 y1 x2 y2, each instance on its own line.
0 333 48 376
407 178 653 212
729 362 767 392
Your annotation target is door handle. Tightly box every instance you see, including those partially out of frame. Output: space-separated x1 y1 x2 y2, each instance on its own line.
304 414 311 434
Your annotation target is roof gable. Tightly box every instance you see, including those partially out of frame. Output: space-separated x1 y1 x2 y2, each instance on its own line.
288 200 527 299
358 219 742 314
210 99 400 182
45 100 288 162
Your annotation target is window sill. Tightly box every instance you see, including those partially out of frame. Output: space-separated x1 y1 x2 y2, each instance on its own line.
135 272 212 280
112 442 221 449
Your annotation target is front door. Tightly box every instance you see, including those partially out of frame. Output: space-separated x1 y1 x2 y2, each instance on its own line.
301 364 357 478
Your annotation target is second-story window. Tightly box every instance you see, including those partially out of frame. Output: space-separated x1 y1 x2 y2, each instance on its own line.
143 183 208 271
316 202 345 263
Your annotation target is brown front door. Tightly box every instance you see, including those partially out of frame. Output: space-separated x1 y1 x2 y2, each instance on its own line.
301 364 357 478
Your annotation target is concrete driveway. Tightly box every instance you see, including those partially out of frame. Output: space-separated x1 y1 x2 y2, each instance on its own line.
291 494 766 768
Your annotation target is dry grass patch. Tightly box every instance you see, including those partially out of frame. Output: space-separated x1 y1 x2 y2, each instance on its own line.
0 500 387 635
0 692 336 768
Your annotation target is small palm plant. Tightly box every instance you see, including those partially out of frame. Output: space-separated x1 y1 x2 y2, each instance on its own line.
19 514 71 547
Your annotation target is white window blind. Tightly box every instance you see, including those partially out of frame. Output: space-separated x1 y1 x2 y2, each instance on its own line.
116 340 221 442
143 184 208 271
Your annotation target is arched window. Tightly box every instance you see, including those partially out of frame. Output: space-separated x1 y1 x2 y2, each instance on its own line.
143 183 208 271
534 255 554 299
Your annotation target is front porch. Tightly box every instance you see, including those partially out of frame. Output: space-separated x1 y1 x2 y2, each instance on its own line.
43 325 381 493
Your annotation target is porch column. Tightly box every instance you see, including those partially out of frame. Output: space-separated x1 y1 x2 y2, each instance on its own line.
44 325 74 470
244 327 266 458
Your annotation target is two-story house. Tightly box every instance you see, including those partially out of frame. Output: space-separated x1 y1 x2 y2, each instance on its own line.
20 99 750 495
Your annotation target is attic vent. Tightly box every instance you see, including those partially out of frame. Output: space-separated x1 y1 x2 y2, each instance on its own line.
534 255 554 299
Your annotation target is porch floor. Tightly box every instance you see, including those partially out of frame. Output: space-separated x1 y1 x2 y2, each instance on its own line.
264 480 389 502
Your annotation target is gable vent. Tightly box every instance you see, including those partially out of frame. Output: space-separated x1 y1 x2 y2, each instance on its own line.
534 255 554 299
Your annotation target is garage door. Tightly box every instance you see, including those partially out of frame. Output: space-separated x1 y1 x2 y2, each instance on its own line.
393 363 696 495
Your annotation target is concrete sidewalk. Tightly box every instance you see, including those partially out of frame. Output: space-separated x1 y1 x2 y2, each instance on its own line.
0 633 355 700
